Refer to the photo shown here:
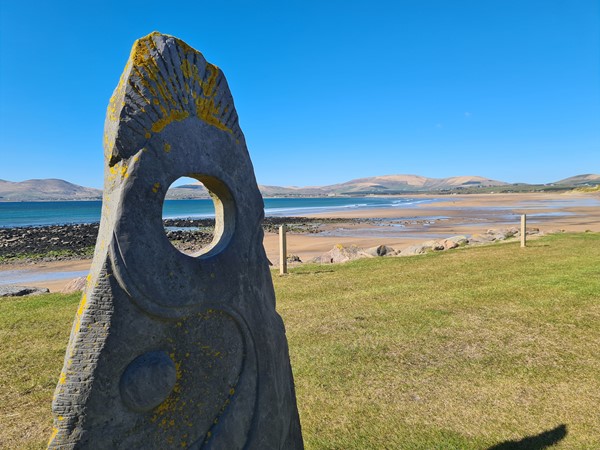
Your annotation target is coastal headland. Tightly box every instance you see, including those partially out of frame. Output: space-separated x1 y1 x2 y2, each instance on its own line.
1 192 599 292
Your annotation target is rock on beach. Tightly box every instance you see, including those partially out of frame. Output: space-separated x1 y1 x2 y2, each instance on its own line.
0 284 50 297
310 227 547 264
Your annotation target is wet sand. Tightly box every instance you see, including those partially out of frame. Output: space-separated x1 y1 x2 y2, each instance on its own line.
268 192 600 260
0 259 92 293
2 192 599 292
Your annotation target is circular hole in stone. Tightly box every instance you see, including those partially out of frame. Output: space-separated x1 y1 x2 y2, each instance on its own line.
162 175 235 257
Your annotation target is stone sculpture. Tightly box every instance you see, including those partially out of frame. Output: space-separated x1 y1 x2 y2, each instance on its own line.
49 32 303 449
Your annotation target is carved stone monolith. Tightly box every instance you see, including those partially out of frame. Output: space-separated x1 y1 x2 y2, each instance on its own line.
49 32 303 449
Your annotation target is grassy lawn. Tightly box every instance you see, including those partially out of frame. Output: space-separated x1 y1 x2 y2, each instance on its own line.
1 233 599 449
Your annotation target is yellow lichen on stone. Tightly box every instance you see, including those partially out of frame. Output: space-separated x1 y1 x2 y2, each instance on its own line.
152 182 161 193
107 162 129 183
178 58 233 135
194 63 231 133
48 427 59 446
151 109 190 133
163 143 171 153
105 32 239 172
73 293 88 334
77 294 88 317
130 36 152 68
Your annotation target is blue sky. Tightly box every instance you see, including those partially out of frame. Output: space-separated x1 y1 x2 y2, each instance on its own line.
1 1 598 189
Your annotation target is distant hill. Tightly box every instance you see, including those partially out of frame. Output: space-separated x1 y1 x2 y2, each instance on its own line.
1 174 598 201
553 174 600 186
252 175 508 196
322 175 507 195
166 175 507 198
0 179 102 202
165 184 211 199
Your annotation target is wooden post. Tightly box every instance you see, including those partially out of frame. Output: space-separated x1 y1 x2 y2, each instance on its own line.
279 224 287 274
521 214 527 247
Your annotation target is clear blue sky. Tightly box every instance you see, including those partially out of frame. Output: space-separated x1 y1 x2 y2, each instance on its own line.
1 1 598 188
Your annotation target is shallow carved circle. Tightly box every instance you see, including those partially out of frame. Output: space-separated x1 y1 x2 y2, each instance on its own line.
119 351 177 412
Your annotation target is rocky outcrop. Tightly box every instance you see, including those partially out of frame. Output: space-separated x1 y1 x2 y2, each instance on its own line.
0 217 372 262
311 228 549 265
0 224 99 260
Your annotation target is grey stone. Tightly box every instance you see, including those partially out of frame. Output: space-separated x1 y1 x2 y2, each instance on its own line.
469 233 495 244
417 239 445 251
443 235 468 248
431 242 446 251
311 244 371 264
49 32 302 449
0 284 49 297
287 254 302 263
119 351 177 412
400 245 429 256
420 239 438 249
364 244 395 257
505 227 519 237
443 240 460 250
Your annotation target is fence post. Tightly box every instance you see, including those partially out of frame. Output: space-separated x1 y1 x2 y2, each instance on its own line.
521 214 527 248
279 224 287 274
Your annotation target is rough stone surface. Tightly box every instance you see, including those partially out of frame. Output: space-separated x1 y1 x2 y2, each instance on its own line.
364 244 395 257
311 244 371 264
443 235 468 248
286 254 302 263
49 32 302 449
60 276 87 293
468 233 496 244
399 245 429 256
0 284 49 297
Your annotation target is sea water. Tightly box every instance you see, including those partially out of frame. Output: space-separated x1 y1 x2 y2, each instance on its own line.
0 197 434 228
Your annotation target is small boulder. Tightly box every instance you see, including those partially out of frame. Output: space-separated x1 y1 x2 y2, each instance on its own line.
442 240 459 250
418 239 445 251
311 244 370 264
420 240 438 249
364 245 395 257
0 285 50 297
286 254 302 263
60 276 88 294
443 235 468 249
505 227 519 237
431 242 445 251
469 233 495 244
400 245 429 256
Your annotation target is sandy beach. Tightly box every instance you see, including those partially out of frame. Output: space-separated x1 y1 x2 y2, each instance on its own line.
265 192 600 259
2 192 599 292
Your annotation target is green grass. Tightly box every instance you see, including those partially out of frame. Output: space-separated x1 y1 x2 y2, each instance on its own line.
0 292 81 449
1 233 599 448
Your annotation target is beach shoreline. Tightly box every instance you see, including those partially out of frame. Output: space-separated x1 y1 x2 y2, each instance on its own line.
1 192 599 292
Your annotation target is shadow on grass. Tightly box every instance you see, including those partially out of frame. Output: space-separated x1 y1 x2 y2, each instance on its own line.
487 424 567 450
